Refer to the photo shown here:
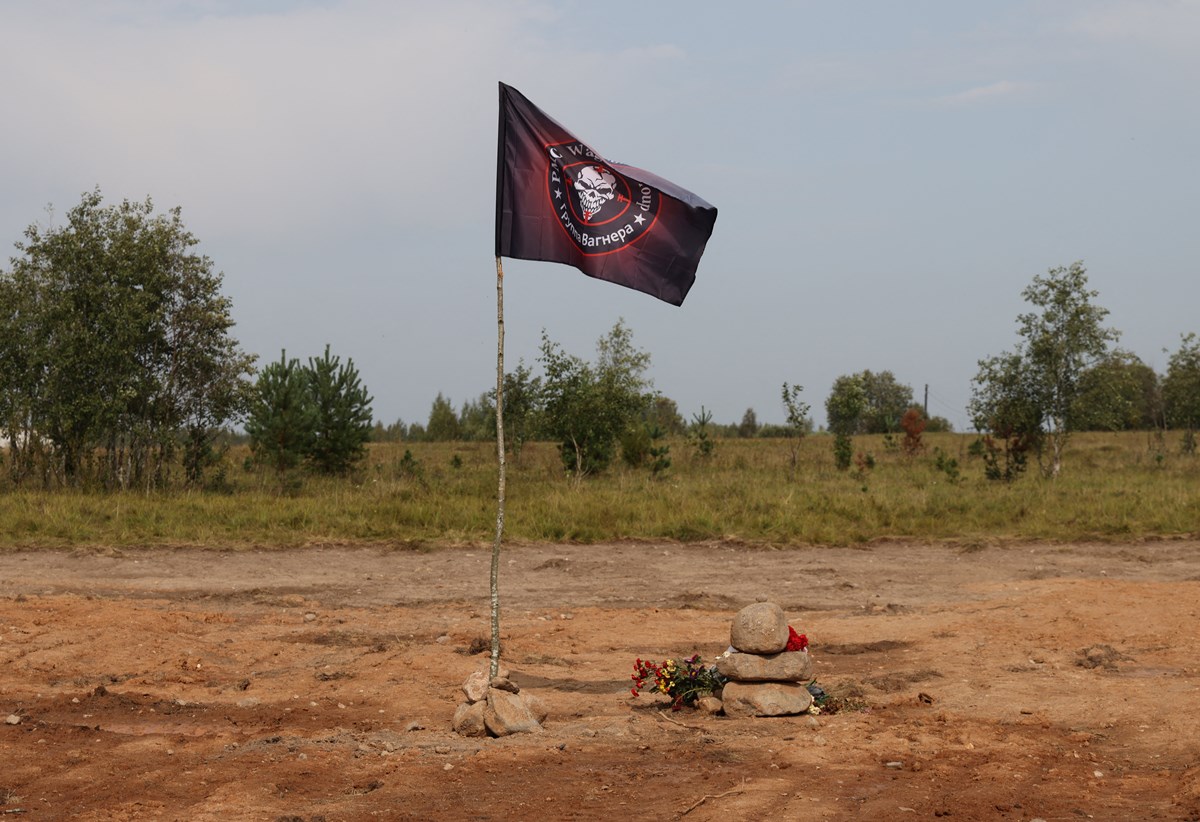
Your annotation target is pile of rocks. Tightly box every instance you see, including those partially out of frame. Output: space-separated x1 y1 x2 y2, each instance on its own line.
714 600 814 717
452 668 548 737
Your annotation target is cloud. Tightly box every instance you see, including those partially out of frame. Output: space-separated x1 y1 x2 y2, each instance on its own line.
1070 0 1200 52
931 79 1026 106
0 1 544 237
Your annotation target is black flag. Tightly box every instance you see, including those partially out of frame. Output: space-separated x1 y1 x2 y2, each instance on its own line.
495 82 717 306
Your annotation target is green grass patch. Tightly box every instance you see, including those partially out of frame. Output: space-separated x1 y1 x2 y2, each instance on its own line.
1 432 1197 549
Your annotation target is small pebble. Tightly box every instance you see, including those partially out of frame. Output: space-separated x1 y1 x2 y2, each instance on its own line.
304 612 317 622
5 714 21 725
885 761 904 769
443 763 454 771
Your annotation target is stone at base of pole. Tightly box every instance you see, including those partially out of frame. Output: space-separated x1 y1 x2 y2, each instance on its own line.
453 668 547 737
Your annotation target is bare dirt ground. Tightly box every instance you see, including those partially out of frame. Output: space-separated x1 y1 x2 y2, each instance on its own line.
1 540 1199 821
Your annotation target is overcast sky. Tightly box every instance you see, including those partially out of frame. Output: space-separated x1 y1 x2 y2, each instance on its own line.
3 0 1198 431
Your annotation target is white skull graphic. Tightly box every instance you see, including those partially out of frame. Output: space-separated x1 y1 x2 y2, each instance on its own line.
574 166 617 219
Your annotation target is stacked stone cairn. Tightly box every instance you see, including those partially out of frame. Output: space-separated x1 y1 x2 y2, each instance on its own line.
714 600 815 718
452 668 548 738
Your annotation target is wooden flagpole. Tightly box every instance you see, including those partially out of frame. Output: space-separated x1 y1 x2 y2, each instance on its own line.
490 256 507 678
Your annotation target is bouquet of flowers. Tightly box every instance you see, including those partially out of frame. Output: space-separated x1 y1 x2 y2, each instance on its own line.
630 654 726 711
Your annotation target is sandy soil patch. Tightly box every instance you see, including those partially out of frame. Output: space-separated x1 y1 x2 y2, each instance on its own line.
2 540 1198 820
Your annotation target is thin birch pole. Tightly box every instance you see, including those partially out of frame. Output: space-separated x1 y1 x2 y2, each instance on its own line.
490 256 507 678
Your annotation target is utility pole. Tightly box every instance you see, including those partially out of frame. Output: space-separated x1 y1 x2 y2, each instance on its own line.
924 384 929 418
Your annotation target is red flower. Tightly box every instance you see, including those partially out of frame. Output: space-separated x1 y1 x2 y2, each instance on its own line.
786 626 808 652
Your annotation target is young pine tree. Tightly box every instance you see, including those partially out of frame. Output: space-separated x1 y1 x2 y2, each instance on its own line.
246 351 316 476
306 345 374 475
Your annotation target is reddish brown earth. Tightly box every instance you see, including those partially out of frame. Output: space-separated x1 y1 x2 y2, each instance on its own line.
1 540 1199 821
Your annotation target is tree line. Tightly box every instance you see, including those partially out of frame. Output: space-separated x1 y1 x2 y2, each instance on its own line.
366 318 957 480
0 190 255 488
969 261 1200 479
3 192 1198 489
0 190 372 489
391 262 1200 482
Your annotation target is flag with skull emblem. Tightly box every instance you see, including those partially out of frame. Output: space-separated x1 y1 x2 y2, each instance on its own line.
495 82 717 306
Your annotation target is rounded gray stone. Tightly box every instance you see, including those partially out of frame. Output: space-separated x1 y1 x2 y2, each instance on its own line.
721 681 814 718
730 601 789 654
715 649 812 682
